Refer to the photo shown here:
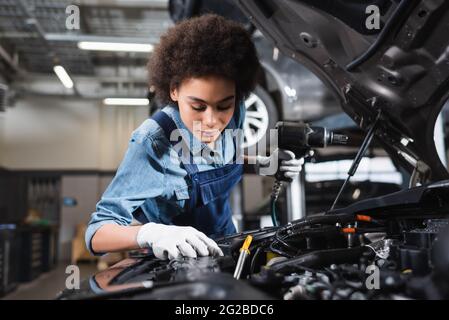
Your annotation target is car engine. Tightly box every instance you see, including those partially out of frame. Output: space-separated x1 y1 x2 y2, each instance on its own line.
59 181 449 300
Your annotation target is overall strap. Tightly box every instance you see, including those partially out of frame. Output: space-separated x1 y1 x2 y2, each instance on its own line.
151 110 198 174
227 116 242 164
151 110 179 147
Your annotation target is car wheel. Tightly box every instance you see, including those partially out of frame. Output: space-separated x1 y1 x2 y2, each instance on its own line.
243 85 279 152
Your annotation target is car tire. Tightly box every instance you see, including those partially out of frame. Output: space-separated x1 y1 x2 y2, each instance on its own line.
243 85 279 154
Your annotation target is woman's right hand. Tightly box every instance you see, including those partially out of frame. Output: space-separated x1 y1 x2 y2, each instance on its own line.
136 222 224 260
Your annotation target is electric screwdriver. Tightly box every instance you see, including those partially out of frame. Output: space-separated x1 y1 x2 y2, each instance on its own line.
275 121 349 181
270 121 349 226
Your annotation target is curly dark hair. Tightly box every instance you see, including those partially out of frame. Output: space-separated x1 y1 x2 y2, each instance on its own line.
148 14 261 104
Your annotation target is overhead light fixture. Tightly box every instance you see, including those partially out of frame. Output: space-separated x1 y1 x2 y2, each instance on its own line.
53 65 74 89
78 41 154 53
103 98 150 106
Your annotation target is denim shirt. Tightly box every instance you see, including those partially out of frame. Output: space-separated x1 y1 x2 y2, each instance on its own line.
85 101 246 255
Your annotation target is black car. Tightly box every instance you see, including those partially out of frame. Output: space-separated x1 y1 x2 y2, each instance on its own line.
59 0 449 300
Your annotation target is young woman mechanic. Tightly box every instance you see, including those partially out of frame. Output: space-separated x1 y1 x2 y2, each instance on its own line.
85 14 303 260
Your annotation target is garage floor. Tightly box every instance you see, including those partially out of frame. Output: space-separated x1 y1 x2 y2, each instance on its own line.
1 262 98 300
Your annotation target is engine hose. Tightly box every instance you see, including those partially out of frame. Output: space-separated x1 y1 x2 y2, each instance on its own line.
268 247 365 273
276 225 340 239
287 213 356 231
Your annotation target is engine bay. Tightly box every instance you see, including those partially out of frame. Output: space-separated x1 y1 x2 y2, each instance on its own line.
58 180 449 300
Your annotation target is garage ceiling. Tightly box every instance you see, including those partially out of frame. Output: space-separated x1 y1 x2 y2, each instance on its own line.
0 0 173 97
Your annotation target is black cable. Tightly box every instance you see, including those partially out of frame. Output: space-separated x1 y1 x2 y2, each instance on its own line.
275 226 341 252
268 241 295 258
274 229 301 251
286 225 341 237
270 212 387 259
273 214 356 253
270 197 279 227
273 218 386 255
323 267 340 282
277 229 372 254
283 212 356 231
250 246 263 275
345 0 412 71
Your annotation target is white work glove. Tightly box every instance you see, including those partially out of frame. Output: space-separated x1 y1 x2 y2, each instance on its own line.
256 148 304 180
136 222 224 260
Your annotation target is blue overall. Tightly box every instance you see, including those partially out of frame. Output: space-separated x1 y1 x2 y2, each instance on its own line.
151 110 243 239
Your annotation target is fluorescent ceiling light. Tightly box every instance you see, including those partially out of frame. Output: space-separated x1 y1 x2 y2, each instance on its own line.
103 98 150 106
53 65 74 89
78 41 153 52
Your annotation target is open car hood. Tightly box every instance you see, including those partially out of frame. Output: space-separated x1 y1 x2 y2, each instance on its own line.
234 0 449 183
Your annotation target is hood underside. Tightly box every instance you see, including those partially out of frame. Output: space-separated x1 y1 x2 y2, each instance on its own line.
235 0 449 183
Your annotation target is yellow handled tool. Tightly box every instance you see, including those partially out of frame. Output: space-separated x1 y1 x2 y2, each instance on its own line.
233 235 253 279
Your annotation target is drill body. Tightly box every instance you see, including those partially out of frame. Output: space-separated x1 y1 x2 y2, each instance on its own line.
275 121 348 181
